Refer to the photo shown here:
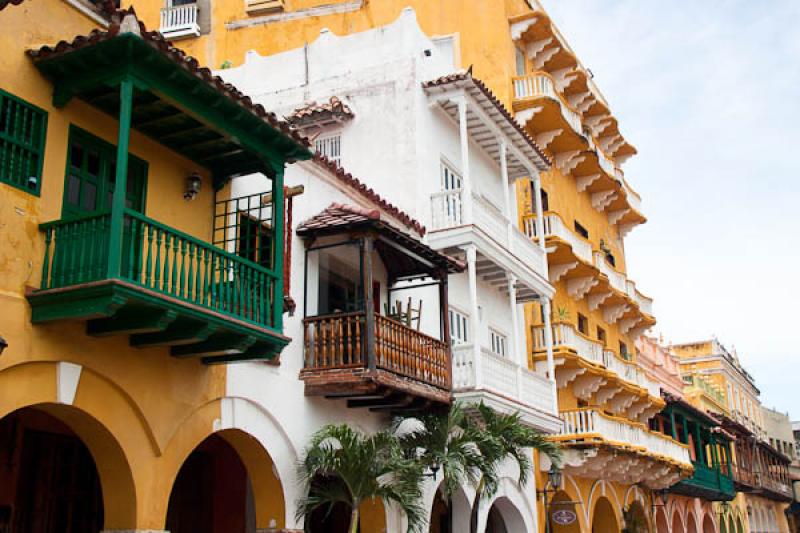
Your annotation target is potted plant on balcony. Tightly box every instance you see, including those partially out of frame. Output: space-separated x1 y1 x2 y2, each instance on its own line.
296 424 426 533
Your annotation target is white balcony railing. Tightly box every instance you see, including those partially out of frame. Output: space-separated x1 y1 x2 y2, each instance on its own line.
621 177 643 213
452 344 555 415
595 251 627 294
512 73 584 137
532 322 604 365
430 189 546 273
602 351 661 398
159 4 200 39
523 213 593 264
559 409 691 466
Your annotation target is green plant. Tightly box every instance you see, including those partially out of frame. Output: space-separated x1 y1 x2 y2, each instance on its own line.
555 306 570 322
297 424 425 533
220 60 233 69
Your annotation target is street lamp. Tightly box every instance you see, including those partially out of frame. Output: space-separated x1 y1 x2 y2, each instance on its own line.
539 465 563 533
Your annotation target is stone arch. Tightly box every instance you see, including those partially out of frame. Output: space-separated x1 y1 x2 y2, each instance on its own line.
158 396 298 529
702 512 715 533
0 361 152 529
426 478 471 533
655 506 669 533
672 506 686 533
588 479 623 525
592 496 619 533
486 496 527 533
477 476 534 533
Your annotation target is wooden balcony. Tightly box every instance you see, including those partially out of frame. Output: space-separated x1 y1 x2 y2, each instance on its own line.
301 312 451 410
672 461 735 501
28 209 287 363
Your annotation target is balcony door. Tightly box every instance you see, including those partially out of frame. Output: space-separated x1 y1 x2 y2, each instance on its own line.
61 127 148 282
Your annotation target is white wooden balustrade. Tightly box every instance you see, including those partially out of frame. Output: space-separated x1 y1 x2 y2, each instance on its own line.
532 322 604 365
621 177 643 214
594 251 627 294
523 213 593 264
159 3 200 39
452 344 555 415
559 409 691 466
512 73 584 137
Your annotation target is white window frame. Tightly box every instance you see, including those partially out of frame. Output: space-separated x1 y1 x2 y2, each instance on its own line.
315 133 342 166
449 307 469 345
489 328 508 357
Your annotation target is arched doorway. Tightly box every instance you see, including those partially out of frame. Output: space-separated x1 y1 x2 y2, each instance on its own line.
485 497 526 533
592 496 619 533
703 513 715 533
624 501 650 533
429 483 470 533
0 405 133 532
672 510 686 533
655 507 669 533
550 490 581 533
686 512 698 533
303 476 387 533
0 407 101 532
166 429 285 533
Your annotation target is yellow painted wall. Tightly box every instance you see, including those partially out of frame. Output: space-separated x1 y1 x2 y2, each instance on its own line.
0 1 290 529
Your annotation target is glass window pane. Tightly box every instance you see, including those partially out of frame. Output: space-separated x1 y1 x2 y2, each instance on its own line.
67 174 81 206
70 142 83 169
81 181 97 211
87 150 100 176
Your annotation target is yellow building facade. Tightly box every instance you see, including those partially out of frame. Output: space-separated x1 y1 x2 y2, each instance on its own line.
0 1 310 531
119 0 691 531
673 339 793 533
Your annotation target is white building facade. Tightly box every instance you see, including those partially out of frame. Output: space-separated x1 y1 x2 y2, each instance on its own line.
214 8 560 532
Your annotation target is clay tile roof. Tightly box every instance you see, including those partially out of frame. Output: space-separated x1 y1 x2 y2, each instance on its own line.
312 153 425 236
422 72 551 169
288 96 354 127
296 203 380 233
26 7 309 152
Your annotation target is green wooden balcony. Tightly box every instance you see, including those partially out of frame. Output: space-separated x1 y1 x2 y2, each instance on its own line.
671 461 736 501
28 209 288 363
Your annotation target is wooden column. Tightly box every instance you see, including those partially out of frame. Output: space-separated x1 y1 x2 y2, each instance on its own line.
669 409 678 441
438 269 452 390
363 236 376 371
107 78 134 278
458 97 473 224
465 245 481 387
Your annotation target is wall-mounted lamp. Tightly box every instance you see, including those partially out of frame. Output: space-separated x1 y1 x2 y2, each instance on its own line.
184 172 202 201
0 336 7 356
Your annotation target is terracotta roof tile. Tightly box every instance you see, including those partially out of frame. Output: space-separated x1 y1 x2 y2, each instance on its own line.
26 8 309 152
311 153 425 236
288 96 354 127
423 72 551 168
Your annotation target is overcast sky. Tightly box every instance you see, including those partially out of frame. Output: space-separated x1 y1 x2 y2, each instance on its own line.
543 0 800 419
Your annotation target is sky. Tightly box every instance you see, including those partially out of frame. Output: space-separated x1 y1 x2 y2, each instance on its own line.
543 0 800 419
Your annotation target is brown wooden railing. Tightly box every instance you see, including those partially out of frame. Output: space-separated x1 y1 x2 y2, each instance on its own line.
302 312 450 390
374 314 450 389
303 312 366 369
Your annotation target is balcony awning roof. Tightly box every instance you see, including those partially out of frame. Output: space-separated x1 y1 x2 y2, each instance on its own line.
298 203 465 278
27 9 311 186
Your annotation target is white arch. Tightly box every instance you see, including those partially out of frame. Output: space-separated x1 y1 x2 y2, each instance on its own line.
416 476 473 533
587 479 622 527
476 476 536 533
216 396 302 529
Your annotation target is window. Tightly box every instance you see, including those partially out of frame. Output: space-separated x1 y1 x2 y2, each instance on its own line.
438 161 463 226
441 161 462 191
237 214 272 268
529 182 549 212
577 313 588 335
315 134 341 166
449 308 469 345
515 47 526 76
596 326 606 346
574 220 589 239
619 341 629 359
489 329 507 357
605 252 616 267
0 89 48 195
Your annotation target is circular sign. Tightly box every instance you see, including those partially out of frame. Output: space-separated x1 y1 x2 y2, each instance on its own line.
551 509 577 526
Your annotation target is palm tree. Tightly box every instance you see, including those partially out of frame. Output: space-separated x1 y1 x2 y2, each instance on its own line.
297 424 426 533
468 403 562 533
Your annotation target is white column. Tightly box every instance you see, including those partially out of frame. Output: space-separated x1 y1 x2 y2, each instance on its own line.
499 138 513 248
465 245 482 387
541 296 559 412
508 273 522 366
458 97 474 224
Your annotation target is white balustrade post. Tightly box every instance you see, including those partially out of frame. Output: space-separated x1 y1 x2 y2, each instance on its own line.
465 245 482 388
458 97 474 224
541 296 558 412
499 139 513 249
508 273 523 401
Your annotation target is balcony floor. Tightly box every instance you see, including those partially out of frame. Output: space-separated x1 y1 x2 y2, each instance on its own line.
27 279 289 364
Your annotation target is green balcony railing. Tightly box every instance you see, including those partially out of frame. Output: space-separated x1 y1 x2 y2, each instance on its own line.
40 208 279 329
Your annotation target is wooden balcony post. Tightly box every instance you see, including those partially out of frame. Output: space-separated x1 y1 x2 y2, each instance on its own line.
438 270 452 389
271 163 285 330
457 96 474 224
363 236 376 371
669 410 678 441
107 78 134 279
464 244 481 387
